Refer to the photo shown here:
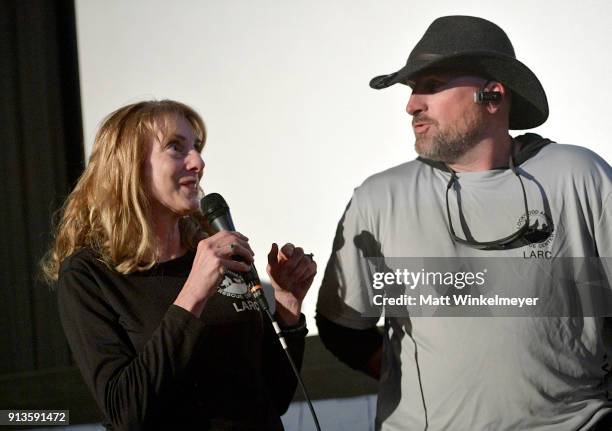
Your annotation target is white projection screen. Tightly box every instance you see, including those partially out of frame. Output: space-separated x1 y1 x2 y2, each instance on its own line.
75 0 612 332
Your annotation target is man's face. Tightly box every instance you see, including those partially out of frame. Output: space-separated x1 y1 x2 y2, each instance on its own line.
406 73 489 163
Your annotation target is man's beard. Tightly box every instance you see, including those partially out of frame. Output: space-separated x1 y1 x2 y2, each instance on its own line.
414 109 486 163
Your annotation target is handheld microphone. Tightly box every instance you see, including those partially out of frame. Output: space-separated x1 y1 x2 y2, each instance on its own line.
474 90 502 104
200 193 270 312
201 195 322 430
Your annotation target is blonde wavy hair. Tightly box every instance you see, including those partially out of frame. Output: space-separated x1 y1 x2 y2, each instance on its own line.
41 100 209 283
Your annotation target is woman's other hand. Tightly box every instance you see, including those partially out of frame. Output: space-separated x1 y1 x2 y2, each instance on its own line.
267 243 317 326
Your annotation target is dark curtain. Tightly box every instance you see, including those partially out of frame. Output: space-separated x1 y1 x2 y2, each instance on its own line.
0 0 84 376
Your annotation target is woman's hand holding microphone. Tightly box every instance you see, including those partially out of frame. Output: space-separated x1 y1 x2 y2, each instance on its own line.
174 231 254 317
174 233 316 322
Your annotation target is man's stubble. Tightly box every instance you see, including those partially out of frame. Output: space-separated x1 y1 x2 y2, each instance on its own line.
414 107 486 163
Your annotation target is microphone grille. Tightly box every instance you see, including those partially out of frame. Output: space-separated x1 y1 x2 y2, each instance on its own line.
200 193 229 223
200 193 229 214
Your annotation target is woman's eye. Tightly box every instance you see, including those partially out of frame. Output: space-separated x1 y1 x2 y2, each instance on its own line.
167 140 182 152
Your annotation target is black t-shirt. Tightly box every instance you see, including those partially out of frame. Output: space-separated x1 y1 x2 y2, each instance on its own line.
57 248 305 430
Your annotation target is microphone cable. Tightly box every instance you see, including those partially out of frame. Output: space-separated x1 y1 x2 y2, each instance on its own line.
249 284 322 431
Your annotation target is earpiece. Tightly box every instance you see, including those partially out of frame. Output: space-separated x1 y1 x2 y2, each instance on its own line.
474 90 502 104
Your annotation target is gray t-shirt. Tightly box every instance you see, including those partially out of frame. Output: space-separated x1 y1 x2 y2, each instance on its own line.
317 139 612 430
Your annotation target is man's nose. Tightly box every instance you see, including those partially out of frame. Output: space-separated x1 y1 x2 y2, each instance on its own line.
406 93 426 116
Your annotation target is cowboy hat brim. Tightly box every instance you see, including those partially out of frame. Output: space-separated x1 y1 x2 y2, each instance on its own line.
369 51 549 130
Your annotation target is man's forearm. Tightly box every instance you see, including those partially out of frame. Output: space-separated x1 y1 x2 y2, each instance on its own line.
364 345 383 379
315 313 383 378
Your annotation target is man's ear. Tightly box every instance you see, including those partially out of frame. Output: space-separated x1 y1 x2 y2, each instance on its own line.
478 80 508 114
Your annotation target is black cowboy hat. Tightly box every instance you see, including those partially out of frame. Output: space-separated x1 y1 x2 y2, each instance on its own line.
370 16 549 130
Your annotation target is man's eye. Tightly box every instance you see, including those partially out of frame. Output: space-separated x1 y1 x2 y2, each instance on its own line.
423 80 444 93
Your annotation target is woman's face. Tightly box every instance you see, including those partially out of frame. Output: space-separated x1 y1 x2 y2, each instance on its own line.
143 114 204 220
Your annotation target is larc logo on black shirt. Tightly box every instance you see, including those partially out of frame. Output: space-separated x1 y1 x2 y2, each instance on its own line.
217 271 261 312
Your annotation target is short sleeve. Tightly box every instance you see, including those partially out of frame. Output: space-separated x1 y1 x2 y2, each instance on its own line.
595 192 611 257
316 191 382 329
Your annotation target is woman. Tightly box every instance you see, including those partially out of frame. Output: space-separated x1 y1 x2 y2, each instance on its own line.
41 100 316 430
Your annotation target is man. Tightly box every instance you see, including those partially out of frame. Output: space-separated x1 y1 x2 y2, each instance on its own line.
316 16 612 430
